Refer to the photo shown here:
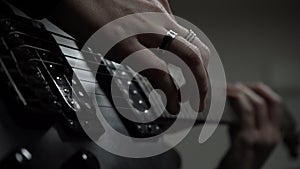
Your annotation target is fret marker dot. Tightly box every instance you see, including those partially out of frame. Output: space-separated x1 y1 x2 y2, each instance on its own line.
21 148 32 160
123 89 128 95
82 154 88 160
15 153 23 162
144 110 149 113
117 79 122 84
127 81 132 85
121 71 126 75
72 79 77 85
138 100 143 104
133 90 138 94
85 102 91 109
78 91 84 96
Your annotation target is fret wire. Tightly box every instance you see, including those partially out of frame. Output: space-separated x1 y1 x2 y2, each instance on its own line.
10 44 142 85
11 45 153 112
22 44 139 81
6 30 172 119
8 28 162 88
48 30 78 42
6 29 118 68
24 55 137 84
9 27 151 81
8 28 110 67
9 29 96 62
6 34 154 104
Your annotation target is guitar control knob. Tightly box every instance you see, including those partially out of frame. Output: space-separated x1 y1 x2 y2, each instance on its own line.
0 148 32 169
60 150 100 169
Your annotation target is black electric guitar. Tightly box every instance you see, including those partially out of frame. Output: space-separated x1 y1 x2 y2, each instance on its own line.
0 1 298 169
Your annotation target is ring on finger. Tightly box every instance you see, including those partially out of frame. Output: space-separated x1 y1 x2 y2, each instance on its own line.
159 30 178 50
185 29 197 43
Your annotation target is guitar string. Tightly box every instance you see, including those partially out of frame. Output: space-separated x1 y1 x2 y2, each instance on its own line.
3 28 164 101
9 44 201 120
3 26 204 120
2 41 161 118
7 30 138 78
3 30 154 102
15 43 143 84
15 31 172 119
26 43 172 119
5 42 181 119
6 32 161 105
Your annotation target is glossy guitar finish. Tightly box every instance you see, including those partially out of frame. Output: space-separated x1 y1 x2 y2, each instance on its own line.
0 3 181 169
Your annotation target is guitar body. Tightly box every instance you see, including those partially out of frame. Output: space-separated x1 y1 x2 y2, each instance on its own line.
0 99 181 169
0 97 180 169
0 2 181 169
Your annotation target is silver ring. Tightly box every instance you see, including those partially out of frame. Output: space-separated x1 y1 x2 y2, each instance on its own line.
159 30 178 50
185 29 197 43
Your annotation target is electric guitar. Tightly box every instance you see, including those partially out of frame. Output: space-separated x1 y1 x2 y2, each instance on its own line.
0 2 298 169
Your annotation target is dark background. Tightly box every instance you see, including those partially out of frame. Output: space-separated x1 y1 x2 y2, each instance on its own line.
171 0 300 168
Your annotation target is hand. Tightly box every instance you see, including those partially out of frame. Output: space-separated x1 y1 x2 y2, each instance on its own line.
48 0 210 114
218 83 284 169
